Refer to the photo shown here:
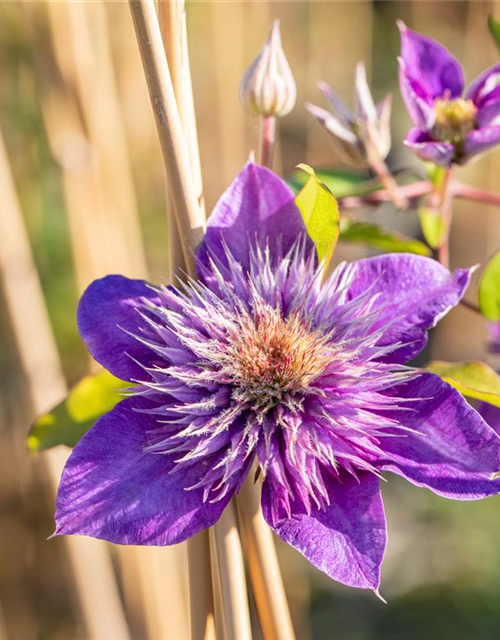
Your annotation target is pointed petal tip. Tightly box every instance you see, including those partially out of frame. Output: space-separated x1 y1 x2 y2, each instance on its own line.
374 588 388 604
396 19 407 34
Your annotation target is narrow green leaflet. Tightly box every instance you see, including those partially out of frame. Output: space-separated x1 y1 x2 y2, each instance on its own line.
427 360 500 408
287 167 380 198
294 164 340 270
488 15 500 52
478 250 500 321
28 370 131 453
418 207 445 249
340 220 431 256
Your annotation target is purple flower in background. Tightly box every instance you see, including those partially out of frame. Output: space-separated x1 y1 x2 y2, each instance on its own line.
55 163 500 591
399 21 500 166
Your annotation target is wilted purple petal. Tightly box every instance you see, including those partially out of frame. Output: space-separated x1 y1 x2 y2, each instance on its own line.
78 275 162 382
377 373 500 498
404 128 455 166
342 254 471 364
55 397 234 545
197 162 311 279
261 472 386 590
461 126 500 164
466 63 500 107
398 21 464 101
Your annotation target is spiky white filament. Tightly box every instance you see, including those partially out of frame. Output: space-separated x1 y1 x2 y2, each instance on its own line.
127 240 418 514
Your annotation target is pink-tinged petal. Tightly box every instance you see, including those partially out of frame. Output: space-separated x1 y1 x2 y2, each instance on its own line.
398 60 436 129
78 275 162 382
55 397 233 545
261 472 386 590
342 254 471 364
197 162 312 277
404 127 455 166
377 373 500 498
460 126 500 164
466 63 500 107
398 21 464 101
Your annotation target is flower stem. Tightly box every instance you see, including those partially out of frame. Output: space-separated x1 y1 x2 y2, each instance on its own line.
436 168 454 269
453 182 500 207
237 474 295 640
261 115 276 169
340 180 432 209
369 157 409 210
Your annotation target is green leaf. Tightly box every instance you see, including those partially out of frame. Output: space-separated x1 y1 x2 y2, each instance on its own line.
287 167 380 198
478 250 500 321
427 360 500 407
424 163 447 189
418 207 445 249
488 15 500 52
294 164 340 270
340 220 431 256
28 371 130 453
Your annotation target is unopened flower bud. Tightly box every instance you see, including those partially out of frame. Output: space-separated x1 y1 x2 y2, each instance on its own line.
239 20 296 118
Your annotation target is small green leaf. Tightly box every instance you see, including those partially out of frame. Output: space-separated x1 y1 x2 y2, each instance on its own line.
427 360 500 407
287 167 380 198
479 250 500 321
488 15 500 52
418 207 445 249
28 371 131 453
340 220 431 256
424 163 447 189
294 164 340 270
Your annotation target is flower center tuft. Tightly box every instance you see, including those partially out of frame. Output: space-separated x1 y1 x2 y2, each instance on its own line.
221 304 331 416
432 97 477 144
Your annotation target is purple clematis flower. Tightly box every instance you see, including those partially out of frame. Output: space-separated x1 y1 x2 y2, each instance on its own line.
399 21 500 166
55 163 500 591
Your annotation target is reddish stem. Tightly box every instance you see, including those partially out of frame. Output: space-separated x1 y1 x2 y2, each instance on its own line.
260 115 276 169
453 182 500 207
436 168 454 269
340 180 432 209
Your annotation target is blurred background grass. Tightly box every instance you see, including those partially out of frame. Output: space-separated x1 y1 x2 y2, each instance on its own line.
2 1 500 639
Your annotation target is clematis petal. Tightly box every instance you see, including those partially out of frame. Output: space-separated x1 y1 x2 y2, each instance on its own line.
78 275 162 382
460 126 500 164
476 99 500 128
466 63 500 107
398 21 464 101
197 162 311 278
398 62 437 130
404 127 455 166
261 472 386 590
55 397 233 545
377 373 500 499
342 253 471 364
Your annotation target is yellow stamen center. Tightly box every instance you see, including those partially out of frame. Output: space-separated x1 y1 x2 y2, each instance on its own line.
432 98 477 144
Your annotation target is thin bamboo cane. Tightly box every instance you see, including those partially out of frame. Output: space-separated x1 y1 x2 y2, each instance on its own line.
130 4 253 639
129 0 205 277
0 127 131 640
238 475 295 640
156 5 216 639
211 502 252 640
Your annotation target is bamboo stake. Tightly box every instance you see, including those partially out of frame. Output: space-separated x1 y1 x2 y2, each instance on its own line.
156 5 216 639
130 4 253 638
0 128 131 640
129 0 204 277
238 475 295 640
211 502 252 640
